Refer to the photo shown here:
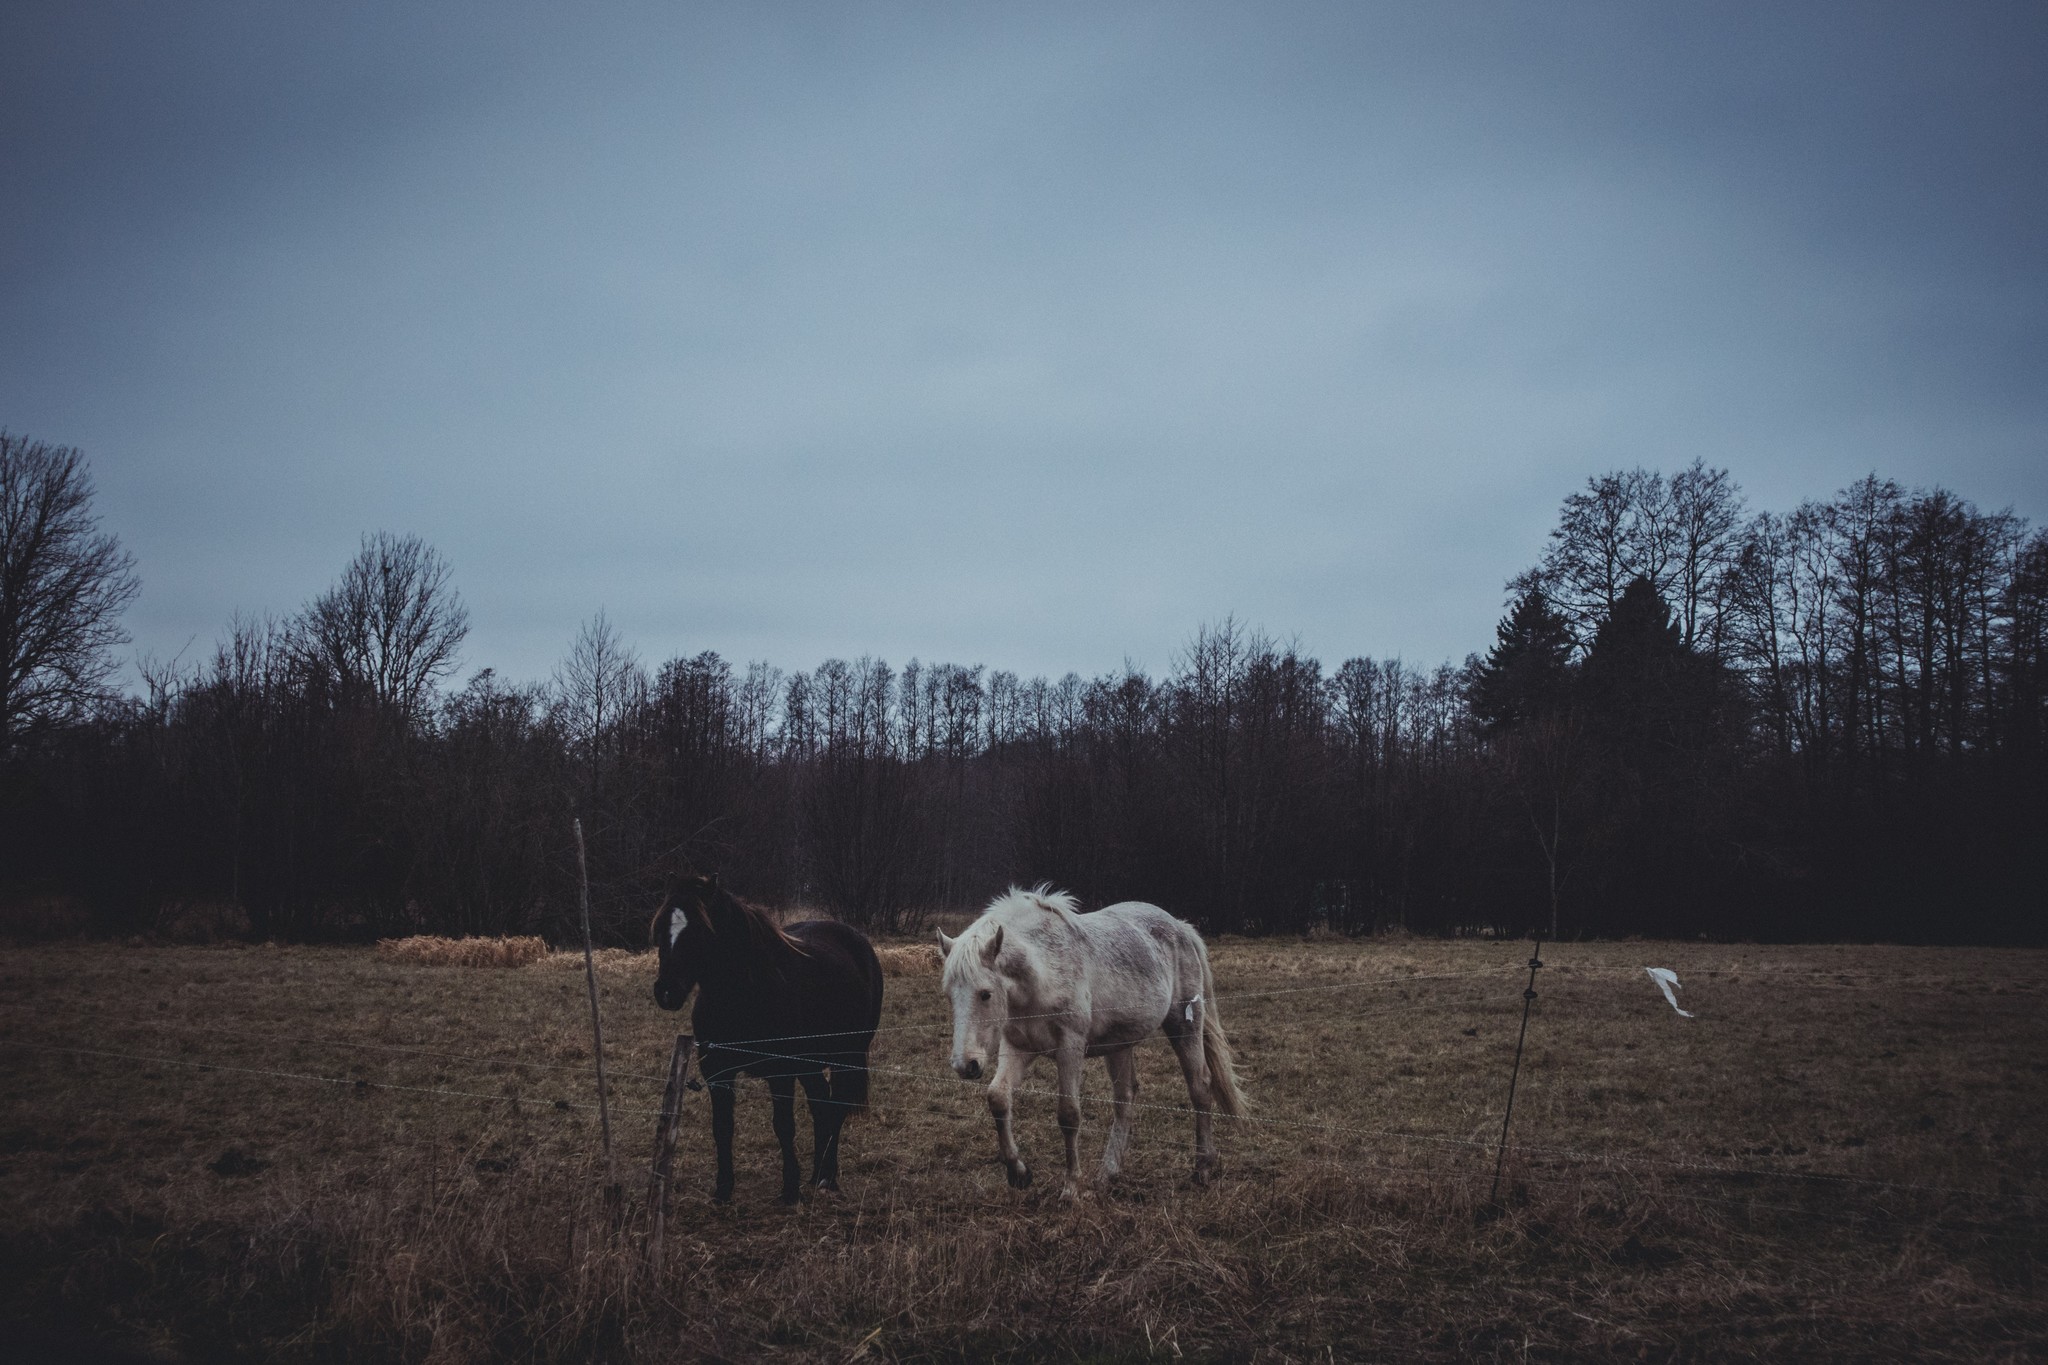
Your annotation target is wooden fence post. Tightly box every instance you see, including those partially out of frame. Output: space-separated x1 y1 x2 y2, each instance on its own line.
646 1034 698 1273
1486 930 1545 1213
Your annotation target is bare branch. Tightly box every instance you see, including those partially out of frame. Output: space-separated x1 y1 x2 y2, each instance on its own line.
0 433 141 748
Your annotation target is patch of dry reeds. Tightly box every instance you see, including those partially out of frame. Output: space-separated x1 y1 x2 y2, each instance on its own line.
535 947 644 975
375 934 552 968
875 943 942 976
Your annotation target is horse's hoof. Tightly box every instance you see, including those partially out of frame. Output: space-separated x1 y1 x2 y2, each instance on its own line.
778 1190 801 1207
1007 1163 1033 1190
712 1191 734 1206
1059 1183 1080 1204
812 1179 843 1198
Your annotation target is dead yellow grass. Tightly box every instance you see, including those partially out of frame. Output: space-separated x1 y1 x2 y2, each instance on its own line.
533 945 645 975
1 935 2042 1362
875 942 942 976
375 934 551 968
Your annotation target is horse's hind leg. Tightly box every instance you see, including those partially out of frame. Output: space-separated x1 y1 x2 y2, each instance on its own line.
797 1070 841 1191
1166 1021 1221 1184
768 1076 802 1205
1097 1046 1139 1185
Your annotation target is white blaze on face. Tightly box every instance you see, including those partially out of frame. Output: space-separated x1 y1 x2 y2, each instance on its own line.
668 907 687 948
945 946 1006 1076
947 974 977 1071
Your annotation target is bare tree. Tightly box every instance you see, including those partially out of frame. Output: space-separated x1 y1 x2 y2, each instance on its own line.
736 659 785 763
1830 475 1904 760
554 609 645 796
197 613 290 911
296 531 468 724
2001 530 2048 755
898 657 926 756
1500 708 1595 939
802 656 922 929
1516 469 1664 644
927 664 973 758
984 669 1022 753
0 434 141 750
1519 467 1749 651
1667 460 1746 653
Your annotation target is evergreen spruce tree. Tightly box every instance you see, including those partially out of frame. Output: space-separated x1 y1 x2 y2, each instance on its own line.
1470 587 1575 732
1581 575 1718 770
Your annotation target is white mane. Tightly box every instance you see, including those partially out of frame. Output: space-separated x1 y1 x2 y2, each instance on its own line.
984 884 1079 919
943 885 1076 985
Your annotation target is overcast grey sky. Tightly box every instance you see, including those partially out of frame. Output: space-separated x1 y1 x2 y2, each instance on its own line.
5 2 2043 687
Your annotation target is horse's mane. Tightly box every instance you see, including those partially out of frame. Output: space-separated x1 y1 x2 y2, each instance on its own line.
942 886 1075 984
984 883 1079 919
657 875 810 957
728 888 811 958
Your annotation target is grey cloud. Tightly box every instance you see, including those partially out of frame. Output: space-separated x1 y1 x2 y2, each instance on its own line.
3 2 2042 685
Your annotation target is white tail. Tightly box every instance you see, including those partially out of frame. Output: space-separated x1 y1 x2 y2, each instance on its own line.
1199 953 1247 1116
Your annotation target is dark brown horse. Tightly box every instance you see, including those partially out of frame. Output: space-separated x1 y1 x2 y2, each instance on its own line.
649 876 884 1204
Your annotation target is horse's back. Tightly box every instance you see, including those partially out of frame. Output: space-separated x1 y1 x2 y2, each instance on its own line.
786 919 885 1038
1066 901 1206 1043
1092 899 1193 934
1089 900 1205 961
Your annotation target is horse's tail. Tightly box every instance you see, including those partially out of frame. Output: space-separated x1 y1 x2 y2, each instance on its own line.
830 938 885 1118
1197 948 1248 1117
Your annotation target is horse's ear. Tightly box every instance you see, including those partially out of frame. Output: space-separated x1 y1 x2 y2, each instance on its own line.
980 924 1004 967
936 928 956 957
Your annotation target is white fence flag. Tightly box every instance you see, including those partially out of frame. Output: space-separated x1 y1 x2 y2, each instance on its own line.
1644 967 1694 1017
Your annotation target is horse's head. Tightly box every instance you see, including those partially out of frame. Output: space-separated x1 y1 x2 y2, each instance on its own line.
936 922 1010 1080
649 875 723 1012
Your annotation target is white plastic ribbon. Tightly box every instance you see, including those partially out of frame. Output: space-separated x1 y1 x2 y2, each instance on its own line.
1644 967 1694 1017
1185 992 1202 1022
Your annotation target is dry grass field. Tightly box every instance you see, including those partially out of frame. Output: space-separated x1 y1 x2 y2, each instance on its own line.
1 930 2043 1362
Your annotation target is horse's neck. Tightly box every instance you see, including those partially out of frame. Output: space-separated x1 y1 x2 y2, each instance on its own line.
706 928 794 990
1002 921 1075 1010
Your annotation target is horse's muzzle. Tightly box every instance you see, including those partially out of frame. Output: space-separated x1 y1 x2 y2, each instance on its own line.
653 979 689 1012
954 1058 983 1081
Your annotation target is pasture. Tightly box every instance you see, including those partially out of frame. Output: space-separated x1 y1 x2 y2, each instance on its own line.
1 933 2043 1362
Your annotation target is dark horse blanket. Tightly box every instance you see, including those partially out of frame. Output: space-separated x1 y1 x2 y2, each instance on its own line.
650 875 884 1203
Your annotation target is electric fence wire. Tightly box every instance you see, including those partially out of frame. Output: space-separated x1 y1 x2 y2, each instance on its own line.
15 972 2042 1211
9 958 2044 1221
10 1032 2038 1246
53 965 1514 1080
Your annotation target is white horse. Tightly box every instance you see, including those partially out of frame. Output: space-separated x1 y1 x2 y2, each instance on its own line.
937 886 1246 1200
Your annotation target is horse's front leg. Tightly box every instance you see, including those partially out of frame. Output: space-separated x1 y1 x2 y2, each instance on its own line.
768 1075 802 1205
986 1045 1033 1189
1053 1042 1086 1202
1097 1046 1139 1184
707 1075 738 1204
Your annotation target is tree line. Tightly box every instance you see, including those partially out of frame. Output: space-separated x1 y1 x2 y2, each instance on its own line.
1 433 2041 944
